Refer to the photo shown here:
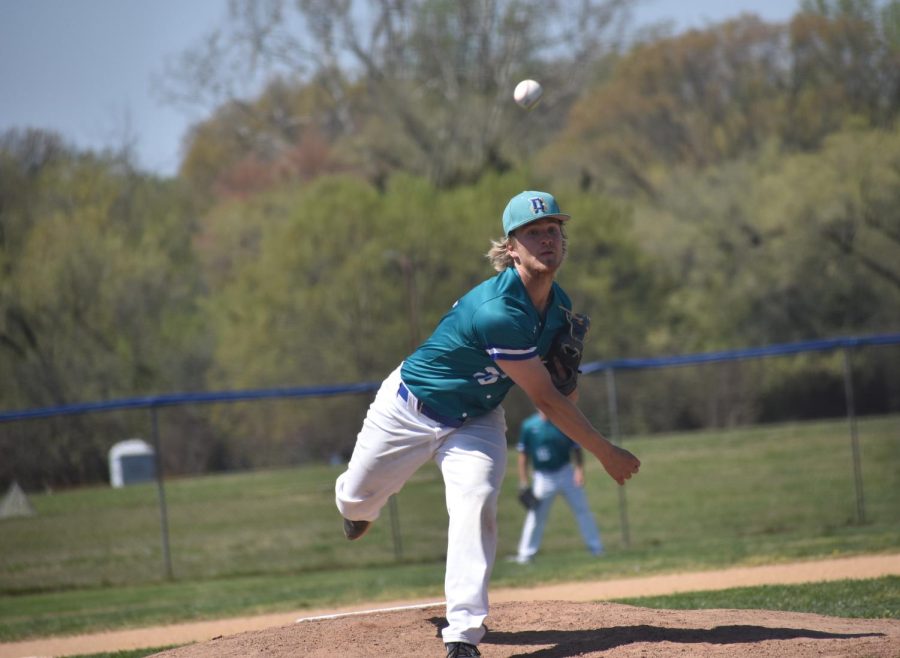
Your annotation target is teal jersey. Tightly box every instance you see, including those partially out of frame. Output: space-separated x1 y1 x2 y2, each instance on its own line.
516 412 577 473
401 267 573 421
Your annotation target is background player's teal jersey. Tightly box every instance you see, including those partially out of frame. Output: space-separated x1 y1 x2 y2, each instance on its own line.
516 413 577 473
401 267 573 421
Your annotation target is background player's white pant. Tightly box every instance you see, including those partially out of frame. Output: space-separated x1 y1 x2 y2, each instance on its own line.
516 462 603 562
335 366 507 646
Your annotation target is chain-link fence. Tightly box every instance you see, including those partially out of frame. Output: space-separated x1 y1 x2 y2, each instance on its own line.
2 334 898 589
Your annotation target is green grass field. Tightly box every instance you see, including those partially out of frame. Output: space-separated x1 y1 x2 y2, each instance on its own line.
61 576 900 658
618 576 900 619
1 415 898 643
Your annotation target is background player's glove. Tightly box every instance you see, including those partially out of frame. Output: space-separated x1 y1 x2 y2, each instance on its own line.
518 485 539 511
543 311 590 396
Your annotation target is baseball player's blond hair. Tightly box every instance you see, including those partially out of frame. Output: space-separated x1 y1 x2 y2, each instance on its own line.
486 225 568 272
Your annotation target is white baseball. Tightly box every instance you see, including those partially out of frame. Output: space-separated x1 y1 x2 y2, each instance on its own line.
514 79 543 110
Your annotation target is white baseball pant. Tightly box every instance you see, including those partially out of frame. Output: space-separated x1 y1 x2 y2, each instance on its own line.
335 365 508 646
516 462 603 562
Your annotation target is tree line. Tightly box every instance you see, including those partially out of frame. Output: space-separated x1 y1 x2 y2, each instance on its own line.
2 0 899 488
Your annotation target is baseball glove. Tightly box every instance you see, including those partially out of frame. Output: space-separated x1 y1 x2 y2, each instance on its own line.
518 485 539 511
543 310 590 396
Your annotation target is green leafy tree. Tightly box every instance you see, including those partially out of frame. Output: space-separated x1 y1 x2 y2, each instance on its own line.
788 0 900 146
756 126 900 332
547 5 900 199
0 130 212 486
638 125 900 350
545 15 790 198
616 125 900 429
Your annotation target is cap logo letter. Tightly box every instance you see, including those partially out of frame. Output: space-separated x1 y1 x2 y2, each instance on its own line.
529 197 546 214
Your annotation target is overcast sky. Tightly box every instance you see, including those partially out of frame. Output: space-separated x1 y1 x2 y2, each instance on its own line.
0 1 799 177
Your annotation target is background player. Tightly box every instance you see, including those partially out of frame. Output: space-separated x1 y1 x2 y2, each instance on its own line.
512 405 604 565
335 190 640 658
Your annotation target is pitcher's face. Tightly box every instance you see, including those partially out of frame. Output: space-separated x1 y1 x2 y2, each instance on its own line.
509 219 564 274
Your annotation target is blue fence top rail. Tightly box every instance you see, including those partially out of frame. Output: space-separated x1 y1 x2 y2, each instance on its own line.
0 382 380 422
581 332 900 374
3 333 899 422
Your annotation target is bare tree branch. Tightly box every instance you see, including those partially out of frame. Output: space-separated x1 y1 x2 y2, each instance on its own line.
165 0 636 186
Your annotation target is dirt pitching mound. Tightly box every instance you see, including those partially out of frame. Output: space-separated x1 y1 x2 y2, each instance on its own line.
150 600 900 658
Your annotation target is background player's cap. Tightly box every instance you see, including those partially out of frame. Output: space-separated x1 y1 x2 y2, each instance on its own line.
502 191 570 236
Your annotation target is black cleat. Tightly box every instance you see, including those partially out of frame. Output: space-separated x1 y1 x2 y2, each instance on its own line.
342 517 371 541
445 642 481 657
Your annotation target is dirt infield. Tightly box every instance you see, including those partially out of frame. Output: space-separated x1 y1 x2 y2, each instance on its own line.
150 600 900 658
2 553 899 658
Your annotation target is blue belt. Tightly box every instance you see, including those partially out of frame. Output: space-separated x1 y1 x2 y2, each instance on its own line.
397 382 464 428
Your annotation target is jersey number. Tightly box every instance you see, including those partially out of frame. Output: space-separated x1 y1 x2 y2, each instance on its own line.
474 366 507 386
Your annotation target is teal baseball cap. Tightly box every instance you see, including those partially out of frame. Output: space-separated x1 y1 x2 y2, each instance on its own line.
502 190 570 236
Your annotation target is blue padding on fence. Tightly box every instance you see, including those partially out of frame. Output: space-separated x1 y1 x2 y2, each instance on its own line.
3 333 899 422
0 381 380 422
581 333 900 374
